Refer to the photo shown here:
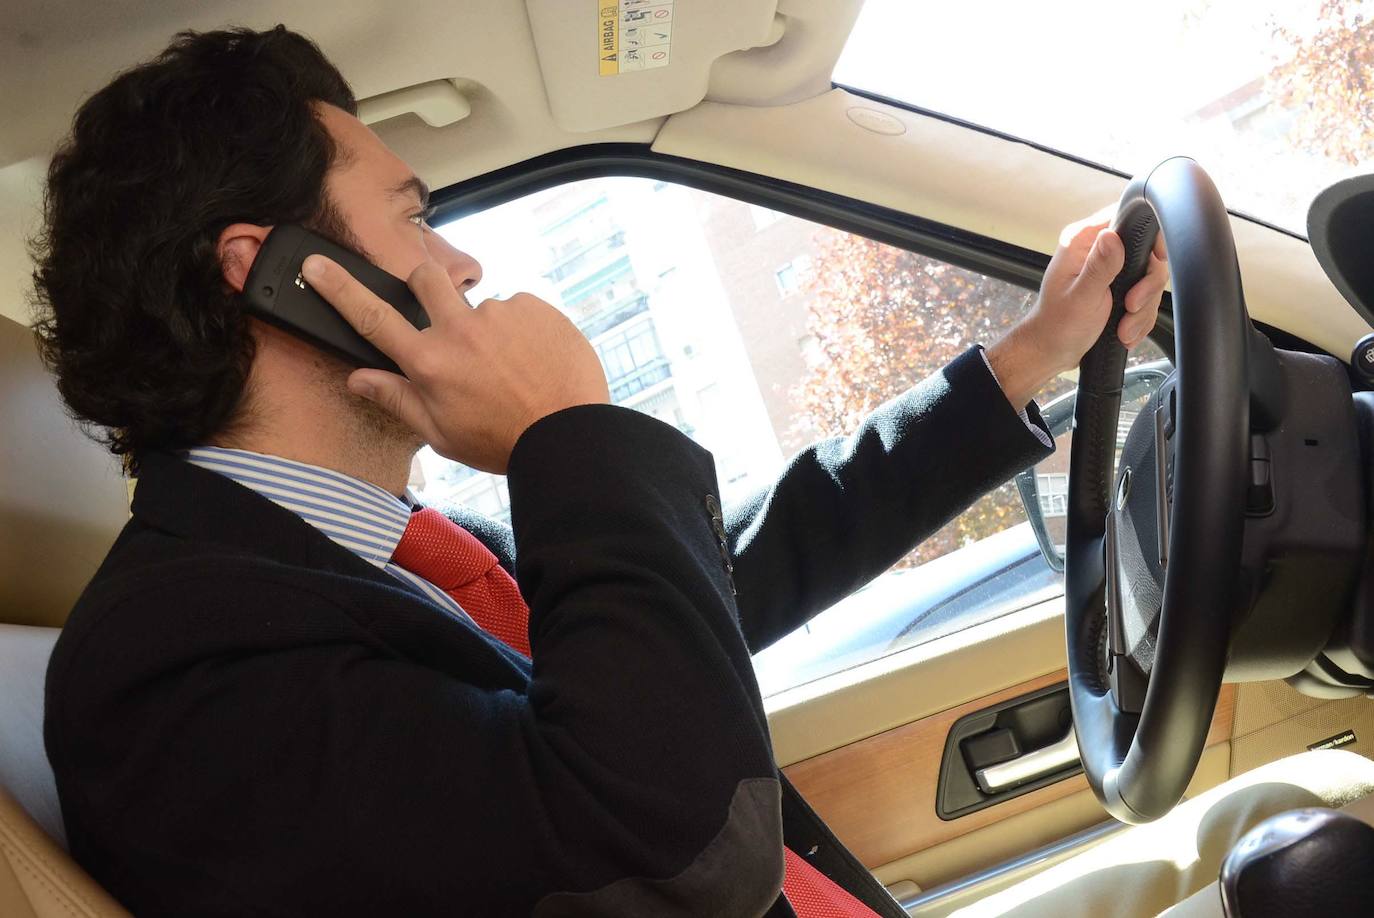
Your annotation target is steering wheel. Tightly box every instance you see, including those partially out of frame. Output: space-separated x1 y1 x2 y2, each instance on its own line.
1066 157 1250 824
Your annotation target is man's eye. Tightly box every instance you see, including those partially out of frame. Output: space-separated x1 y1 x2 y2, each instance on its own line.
409 207 436 227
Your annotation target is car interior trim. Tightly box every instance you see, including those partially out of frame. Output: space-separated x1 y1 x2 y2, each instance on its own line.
781 666 1236 868
898 818 1124 914
832 83 1304 244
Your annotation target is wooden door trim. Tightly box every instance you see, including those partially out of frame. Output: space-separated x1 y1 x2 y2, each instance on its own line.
783 670 1237 868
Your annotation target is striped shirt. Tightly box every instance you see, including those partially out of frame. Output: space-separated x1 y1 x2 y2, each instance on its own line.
978 347 1053 450
183 446 475 625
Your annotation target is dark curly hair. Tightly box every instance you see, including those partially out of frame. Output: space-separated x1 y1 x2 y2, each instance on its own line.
29 26 357 471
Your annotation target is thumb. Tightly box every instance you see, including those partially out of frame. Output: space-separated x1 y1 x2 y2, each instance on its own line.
347 369 430 436
1073 229 1125 294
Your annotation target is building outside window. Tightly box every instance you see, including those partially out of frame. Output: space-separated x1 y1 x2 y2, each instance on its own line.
1036 473 1069 518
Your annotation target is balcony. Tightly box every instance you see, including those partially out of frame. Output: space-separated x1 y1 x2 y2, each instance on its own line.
538 194 608 238
578 293 649 340
542 231 627 284
609 358 672 403
559 256 633 304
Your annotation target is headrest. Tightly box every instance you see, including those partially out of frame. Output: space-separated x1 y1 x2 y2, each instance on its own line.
1309 173 1374 327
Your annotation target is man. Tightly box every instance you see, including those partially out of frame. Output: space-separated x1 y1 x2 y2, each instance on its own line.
31 25 1165 918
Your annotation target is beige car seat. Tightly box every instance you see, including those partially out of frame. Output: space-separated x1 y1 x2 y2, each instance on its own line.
1 315 135 915
0 624 132 917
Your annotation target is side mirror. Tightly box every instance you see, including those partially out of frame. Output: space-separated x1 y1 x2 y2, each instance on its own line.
1014 360 1172 572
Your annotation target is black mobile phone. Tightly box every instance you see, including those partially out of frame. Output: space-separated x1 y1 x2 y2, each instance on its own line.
242 224 430 375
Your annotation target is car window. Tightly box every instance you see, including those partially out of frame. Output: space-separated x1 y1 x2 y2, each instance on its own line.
420 176 1166 695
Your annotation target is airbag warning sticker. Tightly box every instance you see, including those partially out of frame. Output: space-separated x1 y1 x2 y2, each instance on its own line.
599 0 673 75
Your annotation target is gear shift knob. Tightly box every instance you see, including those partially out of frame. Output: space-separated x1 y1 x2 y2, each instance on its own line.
1220 808 1374 916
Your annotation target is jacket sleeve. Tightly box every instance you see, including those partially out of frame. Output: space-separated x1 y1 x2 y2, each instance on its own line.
727 346 1055 653
47 407 785 918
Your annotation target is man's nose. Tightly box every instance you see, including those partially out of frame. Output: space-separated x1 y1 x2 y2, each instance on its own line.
430 234 482 294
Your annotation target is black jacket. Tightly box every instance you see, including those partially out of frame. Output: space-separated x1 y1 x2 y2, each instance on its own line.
45 347 1051 917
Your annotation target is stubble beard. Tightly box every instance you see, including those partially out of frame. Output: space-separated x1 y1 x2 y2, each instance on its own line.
312 352 424 464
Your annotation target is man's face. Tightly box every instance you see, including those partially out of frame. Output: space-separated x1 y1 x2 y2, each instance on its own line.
316 103 481 293
244 104 482 457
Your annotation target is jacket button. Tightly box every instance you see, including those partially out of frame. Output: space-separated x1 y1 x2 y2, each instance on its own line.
705 494 722 519
711 517 728 542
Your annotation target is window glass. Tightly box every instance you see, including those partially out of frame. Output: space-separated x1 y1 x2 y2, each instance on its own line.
837 0 1374 233
420 177 1168 695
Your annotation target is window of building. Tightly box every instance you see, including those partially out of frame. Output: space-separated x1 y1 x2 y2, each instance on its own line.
1036 473 1069 518
595 320 670 400
423 175 1172 696
773 255 812 297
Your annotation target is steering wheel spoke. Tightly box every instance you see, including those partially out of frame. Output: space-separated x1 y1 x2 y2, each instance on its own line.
1104 508 1148 714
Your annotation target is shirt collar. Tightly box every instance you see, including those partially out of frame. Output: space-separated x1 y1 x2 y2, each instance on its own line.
183 446 411 569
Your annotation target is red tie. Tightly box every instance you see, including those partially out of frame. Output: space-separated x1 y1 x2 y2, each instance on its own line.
392 508 532 657
391 507 879 917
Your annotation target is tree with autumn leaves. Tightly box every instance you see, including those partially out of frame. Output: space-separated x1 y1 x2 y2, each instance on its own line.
1267 0 1374 166
790 227 1038 565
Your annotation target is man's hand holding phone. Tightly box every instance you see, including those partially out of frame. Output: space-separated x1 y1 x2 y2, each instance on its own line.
301 254 610 474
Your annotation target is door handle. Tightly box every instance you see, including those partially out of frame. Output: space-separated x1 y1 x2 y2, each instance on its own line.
975 726 1079 794
938 681 1074 819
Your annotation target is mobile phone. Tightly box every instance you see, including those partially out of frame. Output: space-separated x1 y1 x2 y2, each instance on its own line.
242 224 430 375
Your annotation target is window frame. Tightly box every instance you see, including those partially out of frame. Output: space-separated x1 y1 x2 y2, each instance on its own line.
431 143 1056 297
427 141 1194 354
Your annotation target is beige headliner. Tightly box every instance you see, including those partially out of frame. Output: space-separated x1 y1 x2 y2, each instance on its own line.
0 0 1367 351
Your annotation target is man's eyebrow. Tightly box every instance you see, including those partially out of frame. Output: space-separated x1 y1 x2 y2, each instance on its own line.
388 175 431 207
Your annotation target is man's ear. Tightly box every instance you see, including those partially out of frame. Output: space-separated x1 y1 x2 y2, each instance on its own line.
218 223 273 293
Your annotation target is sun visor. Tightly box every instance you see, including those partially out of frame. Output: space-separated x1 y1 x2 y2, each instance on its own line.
525 0 778 132
1308 173 1374 328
